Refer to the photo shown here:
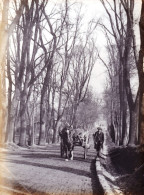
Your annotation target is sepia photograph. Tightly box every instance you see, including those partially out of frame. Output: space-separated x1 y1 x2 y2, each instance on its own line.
0 0 144 194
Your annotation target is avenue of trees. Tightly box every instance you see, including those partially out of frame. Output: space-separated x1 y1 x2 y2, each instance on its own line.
0 0 99 146
0 0 144 147
100 0 144 146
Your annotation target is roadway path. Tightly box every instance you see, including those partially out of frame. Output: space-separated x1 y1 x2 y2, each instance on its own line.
0 144 104 195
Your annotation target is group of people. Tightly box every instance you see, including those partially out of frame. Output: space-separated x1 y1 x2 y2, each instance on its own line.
59 123 104 160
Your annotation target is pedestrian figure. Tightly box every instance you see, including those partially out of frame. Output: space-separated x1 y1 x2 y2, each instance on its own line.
93 127 104 157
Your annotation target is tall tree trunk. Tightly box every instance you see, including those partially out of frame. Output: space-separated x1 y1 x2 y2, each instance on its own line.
138 0 144 145
0 0 9 144
121 104 127 145
38 88 47 145
39 100 46 145
52 124 58 144
6 89 20 143
119 68 127 145
18 90 28 146
128 109 137 144
30 110 35 146
72 103 78 129
5 41 13 143
128 93 139 145
139 89 144 144
19 114 27 146
52 120 61 143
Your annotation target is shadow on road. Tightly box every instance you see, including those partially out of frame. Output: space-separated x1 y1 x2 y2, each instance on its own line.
21 152 93 163
90 159 104 195
1 146 106 195
3 158 91 178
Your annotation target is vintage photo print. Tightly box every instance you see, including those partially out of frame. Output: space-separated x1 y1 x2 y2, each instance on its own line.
0 0 143 195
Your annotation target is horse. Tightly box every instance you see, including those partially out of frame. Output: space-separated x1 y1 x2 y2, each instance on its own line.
59 129 74 160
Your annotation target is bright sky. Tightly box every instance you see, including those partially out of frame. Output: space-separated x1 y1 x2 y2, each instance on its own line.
81 0 107 94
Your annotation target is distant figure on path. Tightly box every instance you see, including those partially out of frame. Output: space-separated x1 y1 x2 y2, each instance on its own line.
93 127 104 157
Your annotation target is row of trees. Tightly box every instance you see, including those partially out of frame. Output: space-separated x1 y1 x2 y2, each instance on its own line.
0 0 99 146
1 0 144 147
100 0 144 146
0 0 25 144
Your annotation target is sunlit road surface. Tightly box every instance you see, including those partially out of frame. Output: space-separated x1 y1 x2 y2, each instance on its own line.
0 139 104 195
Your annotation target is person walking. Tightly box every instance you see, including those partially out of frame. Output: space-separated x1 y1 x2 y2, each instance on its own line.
93 127 104 157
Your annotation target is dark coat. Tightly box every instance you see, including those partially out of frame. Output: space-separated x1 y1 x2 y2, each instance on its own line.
93 131 104 151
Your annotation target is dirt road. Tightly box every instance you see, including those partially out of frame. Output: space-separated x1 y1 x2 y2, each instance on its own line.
0 144 104 195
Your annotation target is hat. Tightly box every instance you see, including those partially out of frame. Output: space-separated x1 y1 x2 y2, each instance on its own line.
97 127 102 130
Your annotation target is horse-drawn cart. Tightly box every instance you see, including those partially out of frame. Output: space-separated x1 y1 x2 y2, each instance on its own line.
60 128 90 159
